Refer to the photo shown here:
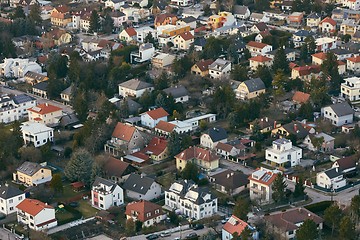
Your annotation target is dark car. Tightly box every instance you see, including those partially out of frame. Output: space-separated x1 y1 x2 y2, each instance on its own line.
192 224 204 230
146 234 159 240
185 233 198 239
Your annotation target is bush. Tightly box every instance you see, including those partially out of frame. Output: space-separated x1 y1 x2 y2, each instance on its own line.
305 201 333 214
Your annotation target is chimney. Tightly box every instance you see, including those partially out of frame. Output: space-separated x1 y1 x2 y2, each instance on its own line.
336 168 338 172
294 123 298 132
265 117 268 122
45 103 48 106
274 120 277 129
227 174 230 178
231 172 234 176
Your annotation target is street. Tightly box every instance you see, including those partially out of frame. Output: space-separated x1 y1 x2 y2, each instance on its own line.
0 228 22 240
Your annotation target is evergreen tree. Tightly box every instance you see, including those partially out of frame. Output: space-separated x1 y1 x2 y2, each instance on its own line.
350 195 360 223
305 36 316 55
299 44 309 62
144 32 156 45
167 132 181 158
89 10 100 33
272 46 289 74
295 219 318 240
233 198 250 220
339 216 356 240
255 65 272 88
181 162 199 182
102 13 114 34
321 52 343 94
231 64 248 81
29 4 42 24
13 6 25 19
211 84 236 119
272 70 288 97
227 44 239 64
64 148 94 187
324 204 342 236
293 177 305 198
50 173 63 193
272 173 287 202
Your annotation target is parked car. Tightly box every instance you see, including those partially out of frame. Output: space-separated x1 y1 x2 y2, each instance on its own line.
185 233 198 239
146 234 159 240
160 231 171 237
192 224 204 230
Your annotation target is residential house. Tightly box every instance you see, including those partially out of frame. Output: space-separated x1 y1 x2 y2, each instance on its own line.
105 0 125 9
122 173 162 201
163 85 189 103
346 56 360 73
265 48 296 62
24 71 48 86
250 13 270 22
91 177 124 210
353 30 360 42
235 78 266 100
319 17 337 33
332 156 358 175
155 120 192 136
209 170 248 195
13 161 52 186
303 132 335 152
0 184 25 215
207 12 235 30
173 32 194 50
110 11 127 28
170 0 191 6
222 215 258 240
140 107 169 128
21 122 54 148
16 199 57 231
328 48 353 61
208 59 232 79
342 0 360 11
249 168 280 203
27 103 63 126
126 200 165 227
200 127 228 149
43 28 72 46
249 117 280 133
292 91 310 109
292 30 313 48
165 180 218 220
233 5 250 19
321 102 354 127
311 52 345 74
306 12 321 28
176 16 197 29
246 41 272 56
264 208 323 240
176 146 220 171
50 5 71 27
191 59 214 77
119 28 137 42
255 30 271 43
151 52 176 68
118 79 154 98
249 55 273 71
271 122 309 140
0 58 41 79
194 37 206 51
316 168 346 190
265 138 302 168
104 157 137 183
250 22 268 34
32 81 48 99
130 43 155 64
0 94 36 124
60 86 72 103
341 76 360 102
291 64 321 81
340 19 358 36
150 0 170 15
215 140 251 161
315 37 337 52
154 13 178 28
287 12 304 26
141 137 168 161
104 122 149 156
136 26 157 43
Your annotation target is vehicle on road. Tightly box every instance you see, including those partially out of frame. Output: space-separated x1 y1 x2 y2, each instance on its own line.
146 234 159 239
160 231 171 237
185 233 198 239
192 224 204 230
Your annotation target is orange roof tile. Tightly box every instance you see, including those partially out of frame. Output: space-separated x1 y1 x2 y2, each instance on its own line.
249 55 272 62
125 200 163 222
347 56 360 63
178 31 194 41
145 108 169 120
195 59 214 72
125 28 137 37
320 17 336 26
111 122 136 141
312 52 327 60
16 199 53 216
175 146 219 162
141 137 168 156
155 120 176 133
223 215 248 235
28 103 62 115
292 91 310 103
337 60 345 65
247 41 270 49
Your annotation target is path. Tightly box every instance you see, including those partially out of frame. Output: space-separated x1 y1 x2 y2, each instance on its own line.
47 217 95 235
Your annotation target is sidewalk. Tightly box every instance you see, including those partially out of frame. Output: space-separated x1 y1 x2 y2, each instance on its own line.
128 224 190 240
47 217 95 235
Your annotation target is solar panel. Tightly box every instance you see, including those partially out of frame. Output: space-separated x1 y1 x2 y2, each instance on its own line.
32 107 41 112
262 174 272 182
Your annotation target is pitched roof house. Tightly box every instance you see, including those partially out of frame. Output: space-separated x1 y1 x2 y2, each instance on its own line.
140 107 169 128
191 59 214 77
321 102 354 127
209 170 248 195
200 127 228 149
123 173 162 201
118 78 154 98
222 215 256 240
176 146 220 171
91 177 124 210
236 78 266 100
0 184 26 215
104 157 137 183
13 161 52 186
126 200 165 227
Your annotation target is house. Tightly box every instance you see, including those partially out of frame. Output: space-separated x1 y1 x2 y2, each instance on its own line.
246 41 272 56
341 77 360 102
176 16 197 29
43 28 72 46
118 79 154 98
119 28 137 42
346 56 360 73
60 86 72 103
311 52 346 74
265 48 296 62
209 170 248 195
319 17 337 33
306 12 321 28
191 59 214 77
27 103 63 126
287 12 304 26
215 139 254 162
151 52 176 68
16 199 57 230
291 65 321 81
353 30 360 42
342 0 360 10
208 59 232 79
165 180 217 220
50 5 71 27
265 138 302 168
292 91 310 107
316 168 346 190
328 48 353 61
249 168 280 203
194 37 206 51
250 13 269 22
105 0 125 9
140 107 169 128
233 5 250 19
122 173 162 200
255 30 271 43
0 94 36 124
200 127 228 149
130 43 155 64
176 146 220 171
207 13 236 30
155 120 191 135
173 32 194 50
136 26 157 43
249 55 273 71
104 157 137 183
32 81 49 99
315 37 337 52
163 85 189 103
126 200 165 227
292 30 313 48
321 102 354 127
222 215 258 240
141 137 168 161
250 22 268 34
303 133 335 152
332 156 358 175
13 161 52 186
0 184 25 215
271 122 309 140
91 177 124 210
249 117 280 133
154 13 178 28
21 122 54 148
235 78 266 100
264 208 323 240
109 11 126 28
24 71 48 86
340 19 358 36
104 122 149 156
170 0 191 6
0 58 42 78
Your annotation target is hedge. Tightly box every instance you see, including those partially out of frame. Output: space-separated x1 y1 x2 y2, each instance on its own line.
304 201 334 214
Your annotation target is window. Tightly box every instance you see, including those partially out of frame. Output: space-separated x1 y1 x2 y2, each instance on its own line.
18 196 22 201
10 207 13 211
9 199 13 204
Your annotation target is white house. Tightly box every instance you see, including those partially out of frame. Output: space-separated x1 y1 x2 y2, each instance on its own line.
222 215 258 240
249 168 281 204
136 26 157 43
0 94 36 124
16 199 57 231
265 139 302 168
0 58 42 78
21 122 54 148
200 127 228 149
303 132 335 152
321 102 354 127
119 28 137 42
342 0 360 10
341 76 360 102
163 85 189 103
0 184 26 215
130 43 155 64
346 56 360 73
105 0 125 9
319 17 337 33
315 37 336 52
316 168 346 190
27 103 63 127
165 180 218 220
122 174 162 201
208 59 232 79
233 5 250 19
91 177 124 210
118 78 154 98
183 113 217 130
292 30 313 48
246 41 273 56
170 0 192 6
140 107 169 128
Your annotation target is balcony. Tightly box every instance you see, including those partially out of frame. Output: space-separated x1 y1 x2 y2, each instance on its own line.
250 186 265 194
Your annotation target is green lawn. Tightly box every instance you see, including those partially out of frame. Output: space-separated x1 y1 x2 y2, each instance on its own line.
56 209 76 224
53 184 87 203
77 200 98 218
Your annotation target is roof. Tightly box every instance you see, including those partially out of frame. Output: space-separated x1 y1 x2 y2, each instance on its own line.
194 59 214 71
292 91 310 103
124 28 137 37
264 208 323 232
320 17 336 26
233 5 249 15
16 161 44 176
24 71 48 81
312 52 327 60
155 13 177 25
307 12 321 19
104 157 136 178
16 198 53 216
122 174 157 194
163 85 189 98
178 31 194 41
248 169 277 186
293 30 313 37
282 122 308 138
293 65 321 76
206 127 228 142
180 16 197 23
125 200 163 222
111 122 136 141
326 102 354 117
255 22 268 31
28 103 62 115
194 37 206 47
324 168 343 179
168 180 216 204
143 107 169 120
61 86 72 95
334 156 357 171
211 170 248 190
249 55 272 63
155 120 176 133
142 137 168 156
223 215 248 235
0 184 24 200
119 79 153 90
92 176 118 192
209 58 231 70
175 146 219 162
347 56 360 63
242 78 266 93
33 81 48 91
247 41 270 49
12 94 35 104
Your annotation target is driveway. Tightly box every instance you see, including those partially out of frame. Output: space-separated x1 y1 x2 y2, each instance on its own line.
220 159 255 175
0 228 22 240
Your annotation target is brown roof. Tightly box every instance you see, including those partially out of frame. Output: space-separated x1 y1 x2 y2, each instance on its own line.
249 55 272 62
144 107 169 120
195 59 214 72
347 56 360 63
125 28 137 37
44 28 67 40
293 65 321 76
216 142 234 152
175 146 219 162
312 52 327 60
55 5 70 13
178 31 194 41
211 170 248 190
334 156 358 171
16 199 53 216
292 91 310 103
320 17 336 26
125 200 163 222
28 103 62 115
264 208 323 232
104 157 136 178
155 120 176 133
223 215 248 235
155 13 177 25
247 41 270 49
111 122 136 141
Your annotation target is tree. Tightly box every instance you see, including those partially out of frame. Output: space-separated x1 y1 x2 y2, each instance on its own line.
321 52 343 94
239 227 252 240
299 44 309 63
298 102 314 120
233 198 250 220
125 219 135 236
50 173 63 193
324 204 342 236
231 64 248 81
64 148 94 187
168 132 181 158
293 177 305 198
272 173 287 203
350 195 360 223
305 36 316 55
227 44 239 64
19 146 42 162
102 13 114 34
311 136 324 151
89 10 100 33
29 4 42 24
254 65 272 88
154 72 169 90
272 70 288 97
295 219 318 240
181 162 199 183
272 46 289 74
339 216 355 240
172 55 193 78
341 34 351 43
13 6 25 19
203 4 212 16
144 32 156 45
254 0 270 11
211 84 236 119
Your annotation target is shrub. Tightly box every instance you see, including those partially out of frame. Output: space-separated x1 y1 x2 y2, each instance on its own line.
305 201 333 214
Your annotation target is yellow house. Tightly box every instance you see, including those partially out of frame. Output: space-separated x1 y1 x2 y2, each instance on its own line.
191 59 214 77
175 146 219 171
161 25 190 37
236 78 266 100
13 161 52 186
340 20 357 36
173 31 194 50
28 103 63 126
50 6 72 27
208 15 224 30
249 117 281 133
249 55 273 70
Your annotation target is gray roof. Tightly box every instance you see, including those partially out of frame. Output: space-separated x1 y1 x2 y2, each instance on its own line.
207 127 228 142
60 113 79 127
282 122 308 139
180 16 197 23
243 78 265 93
328 102 354 117
119 79 153 91
324 168 343 179
293 30 313 37
211 170 248 190
194 37 206 47
122 173 157 195
0 184 24 200
16 162 43 176
307 12 321 19
169 180 216 204
163 85 189 99
32 81 48 91
268 48 295 56
12 94 35 104
353 30 360 38
92 176 117 192
329 48 352 55
61 86 72 95
233 5 249 15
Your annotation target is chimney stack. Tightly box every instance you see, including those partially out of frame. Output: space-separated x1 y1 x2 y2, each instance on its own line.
265 117 268 122
274 120 277 129
294 123 298 132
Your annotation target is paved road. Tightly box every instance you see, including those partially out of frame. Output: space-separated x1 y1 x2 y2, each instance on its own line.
0 228 22 240
220 159 255 175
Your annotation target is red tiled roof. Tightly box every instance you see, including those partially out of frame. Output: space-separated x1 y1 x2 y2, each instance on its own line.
347 56 360 63
312 52 327 60
125 28 137 37
36 218 57 227
223 215 248 235
293 65 321 76
292 91 310 103
71 181 84 188
28 103 62 115
142 137 168 156
125 200 163 222
155 120 176 133
144 107 169 120
111 122 136 141
175 146 219 162
195 59 214 72
247 41 270 49
155 13 177 25
178 31 194 41
249 55 272 62
337 60 345 65
54 5 70 13
320 17 336 26
289 62 298 69
16 199 53 216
